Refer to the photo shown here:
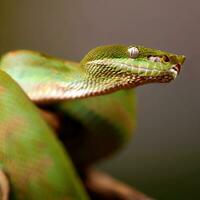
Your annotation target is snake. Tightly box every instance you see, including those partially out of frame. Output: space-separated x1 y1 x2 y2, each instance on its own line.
0 44 185 199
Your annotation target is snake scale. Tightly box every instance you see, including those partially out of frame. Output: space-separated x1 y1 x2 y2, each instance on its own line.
0 45 185 199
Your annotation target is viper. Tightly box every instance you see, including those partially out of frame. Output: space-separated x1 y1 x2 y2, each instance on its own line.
0 45 185 199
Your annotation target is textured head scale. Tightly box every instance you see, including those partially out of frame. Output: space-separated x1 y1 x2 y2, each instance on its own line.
81 44 185 88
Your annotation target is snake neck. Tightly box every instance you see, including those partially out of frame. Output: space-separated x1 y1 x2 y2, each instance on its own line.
59 66 137 100
65 76 118 99
29 63 138 103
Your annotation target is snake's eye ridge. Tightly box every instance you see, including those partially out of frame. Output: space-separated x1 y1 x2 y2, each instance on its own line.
128 47 139 58
163 55 170 62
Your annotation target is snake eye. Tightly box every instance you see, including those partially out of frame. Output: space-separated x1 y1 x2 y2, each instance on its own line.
128 47 139 58
163 55 170 62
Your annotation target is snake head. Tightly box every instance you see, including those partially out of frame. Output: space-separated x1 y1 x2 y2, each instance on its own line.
81 45 185 88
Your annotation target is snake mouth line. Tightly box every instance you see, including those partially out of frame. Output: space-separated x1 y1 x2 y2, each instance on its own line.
116 61 181 79
88 59 181 80
171 64 181 74
169 64 182 79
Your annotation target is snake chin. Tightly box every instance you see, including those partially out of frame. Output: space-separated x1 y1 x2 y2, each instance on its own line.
135 75 174 85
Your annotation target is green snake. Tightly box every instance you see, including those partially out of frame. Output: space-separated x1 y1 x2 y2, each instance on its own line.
0 45 185 199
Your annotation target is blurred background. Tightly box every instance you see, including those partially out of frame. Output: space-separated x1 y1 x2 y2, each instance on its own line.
1 0 199 199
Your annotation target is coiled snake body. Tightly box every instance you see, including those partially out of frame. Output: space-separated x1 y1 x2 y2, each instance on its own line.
0 45 185 199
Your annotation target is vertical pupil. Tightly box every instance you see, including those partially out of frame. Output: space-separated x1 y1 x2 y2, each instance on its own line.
163 55 170 62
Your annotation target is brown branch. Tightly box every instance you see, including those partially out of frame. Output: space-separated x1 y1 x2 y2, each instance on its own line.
82 168 154 200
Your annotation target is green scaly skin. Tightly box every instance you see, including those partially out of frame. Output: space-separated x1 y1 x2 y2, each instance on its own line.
0 71 89 200
0 45 185 199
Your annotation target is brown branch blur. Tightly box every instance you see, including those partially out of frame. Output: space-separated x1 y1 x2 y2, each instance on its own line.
82 168 155 200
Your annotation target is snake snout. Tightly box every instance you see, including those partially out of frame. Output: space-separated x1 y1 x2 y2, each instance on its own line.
172 64 181 74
